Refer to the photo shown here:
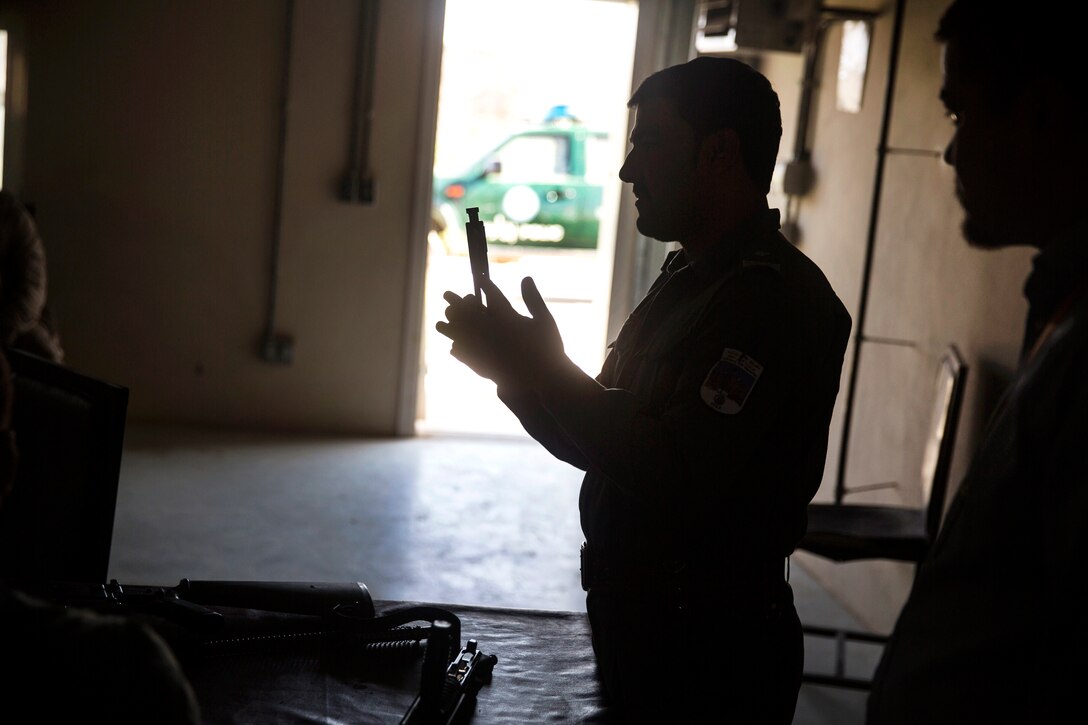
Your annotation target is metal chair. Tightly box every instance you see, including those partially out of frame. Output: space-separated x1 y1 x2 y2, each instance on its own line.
798 345 968 689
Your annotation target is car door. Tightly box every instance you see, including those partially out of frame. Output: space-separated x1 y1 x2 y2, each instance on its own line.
564 129 609 250
468 131 578 248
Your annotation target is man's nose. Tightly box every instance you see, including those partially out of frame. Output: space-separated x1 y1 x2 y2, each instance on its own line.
618 155 633 183
942 136 955 167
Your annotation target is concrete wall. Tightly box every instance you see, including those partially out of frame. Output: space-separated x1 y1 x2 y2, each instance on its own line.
791 0 1034 631
5 0 440 435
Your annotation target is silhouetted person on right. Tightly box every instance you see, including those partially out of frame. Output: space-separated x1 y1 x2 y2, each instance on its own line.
866 1 1088 723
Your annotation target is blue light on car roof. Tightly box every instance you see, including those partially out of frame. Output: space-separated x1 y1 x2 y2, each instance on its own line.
544 105 580 123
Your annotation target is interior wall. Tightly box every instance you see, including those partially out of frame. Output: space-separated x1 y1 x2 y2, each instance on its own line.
8 0 438 436
786 10 892 505
792 0 1034 632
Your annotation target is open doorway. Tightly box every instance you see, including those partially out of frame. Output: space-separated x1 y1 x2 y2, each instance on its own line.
417 0 640 436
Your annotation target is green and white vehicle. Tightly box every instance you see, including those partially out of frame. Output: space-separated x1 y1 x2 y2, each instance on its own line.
433 106 611 252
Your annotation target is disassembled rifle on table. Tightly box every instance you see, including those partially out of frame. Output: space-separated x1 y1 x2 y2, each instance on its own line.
6 577 498 722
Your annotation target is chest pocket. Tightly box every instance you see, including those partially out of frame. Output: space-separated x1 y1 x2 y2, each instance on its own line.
644 276 731 358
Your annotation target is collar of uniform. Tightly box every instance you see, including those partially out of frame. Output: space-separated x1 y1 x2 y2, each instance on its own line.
1023 220 1088 323
667 208 782 283
661 247 685 273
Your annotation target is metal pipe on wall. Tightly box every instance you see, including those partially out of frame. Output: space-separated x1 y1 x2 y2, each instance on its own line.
341 0 380 204
832 0 907 502
260 0 295 364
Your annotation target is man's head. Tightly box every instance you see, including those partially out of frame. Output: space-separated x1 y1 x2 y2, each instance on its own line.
619 57 781 249
937 0 1083 250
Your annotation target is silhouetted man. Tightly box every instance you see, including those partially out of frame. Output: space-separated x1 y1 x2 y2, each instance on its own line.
438 57 850 723
866 2 1088 722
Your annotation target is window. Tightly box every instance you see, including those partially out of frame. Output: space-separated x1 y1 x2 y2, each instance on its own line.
492 134 569 182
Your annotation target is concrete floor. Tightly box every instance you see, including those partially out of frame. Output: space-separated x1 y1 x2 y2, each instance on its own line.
109 423 873 724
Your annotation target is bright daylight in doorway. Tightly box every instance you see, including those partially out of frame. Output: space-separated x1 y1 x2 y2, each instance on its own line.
418 0 638 436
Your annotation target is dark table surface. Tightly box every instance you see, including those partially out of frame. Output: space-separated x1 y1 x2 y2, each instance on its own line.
175 599 611 725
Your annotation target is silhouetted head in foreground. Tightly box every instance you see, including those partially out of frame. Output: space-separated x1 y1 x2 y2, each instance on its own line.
937 0 1086 250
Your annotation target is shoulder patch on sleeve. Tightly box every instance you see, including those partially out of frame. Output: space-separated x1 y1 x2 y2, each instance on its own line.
701 348 763 414
741 250 781 272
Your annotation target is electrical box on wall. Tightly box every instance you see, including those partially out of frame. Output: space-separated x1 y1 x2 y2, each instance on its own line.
734 0 818 54
696 0 819 55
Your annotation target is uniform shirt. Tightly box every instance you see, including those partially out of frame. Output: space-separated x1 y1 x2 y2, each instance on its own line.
866 226 1088 724
502 208 851 593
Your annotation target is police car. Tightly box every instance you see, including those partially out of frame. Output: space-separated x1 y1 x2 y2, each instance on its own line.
432 106 610 253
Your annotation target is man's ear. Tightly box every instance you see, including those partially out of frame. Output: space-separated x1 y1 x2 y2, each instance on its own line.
1018 78 1083 175
699 128 741 172
1033 78 1080 142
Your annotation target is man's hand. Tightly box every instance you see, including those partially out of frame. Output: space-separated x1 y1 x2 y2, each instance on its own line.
435 276 565 388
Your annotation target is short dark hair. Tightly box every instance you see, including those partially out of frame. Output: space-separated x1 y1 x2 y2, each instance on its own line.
627 56 782 193
936 0 1080 102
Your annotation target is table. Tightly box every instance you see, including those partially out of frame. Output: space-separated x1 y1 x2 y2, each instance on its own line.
177 600 612 724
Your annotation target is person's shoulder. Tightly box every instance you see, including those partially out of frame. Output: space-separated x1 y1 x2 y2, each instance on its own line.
771 233 841 289
1012 294 1088 445
1035 293 1088 382
747 234 851 331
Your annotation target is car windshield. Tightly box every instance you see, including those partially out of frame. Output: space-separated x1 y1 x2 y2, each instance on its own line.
491 134 569 181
